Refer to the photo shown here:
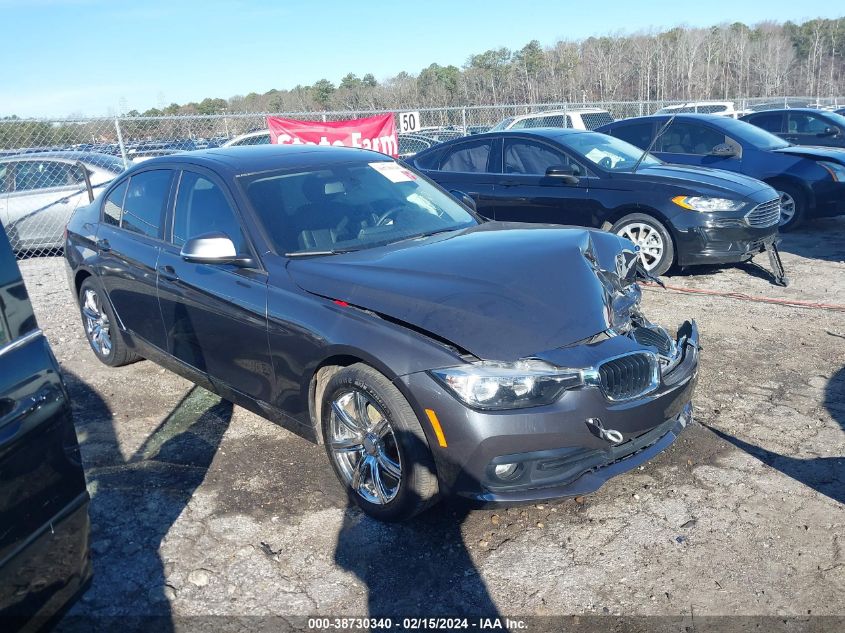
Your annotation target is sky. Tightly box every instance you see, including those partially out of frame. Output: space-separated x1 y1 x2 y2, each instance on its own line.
1 0 842 118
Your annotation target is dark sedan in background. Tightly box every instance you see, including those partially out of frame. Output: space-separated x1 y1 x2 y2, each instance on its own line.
407 129 780 275
65 145 699 521
740 108 845 149
0 226 91 627
597 114 845 230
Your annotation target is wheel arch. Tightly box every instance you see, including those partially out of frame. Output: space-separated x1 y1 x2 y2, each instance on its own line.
763 176 815 210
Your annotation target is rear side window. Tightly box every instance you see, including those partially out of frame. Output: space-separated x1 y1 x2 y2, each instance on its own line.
0 164 7 193
611 122 653 150
439 140 493 173
121 170 172 239
581 112 614 130
747 112 783 133
172 172 247 253
12 160 83 192
103 180 128 226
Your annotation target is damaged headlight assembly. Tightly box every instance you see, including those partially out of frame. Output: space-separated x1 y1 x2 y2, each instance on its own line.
430 360 594 410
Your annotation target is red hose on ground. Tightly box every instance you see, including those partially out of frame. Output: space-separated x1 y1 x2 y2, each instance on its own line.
639 282 845 313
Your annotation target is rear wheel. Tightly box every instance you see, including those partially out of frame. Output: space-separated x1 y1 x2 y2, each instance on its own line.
611 213 675 276
321 363 439 521
79 278 140 367
773 184 806 231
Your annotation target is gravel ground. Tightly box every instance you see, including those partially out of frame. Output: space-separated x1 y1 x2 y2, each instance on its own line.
16 219 845 629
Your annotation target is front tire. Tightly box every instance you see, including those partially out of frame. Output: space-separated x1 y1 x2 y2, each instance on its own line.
321 363 439 521
611 213 675 276
774 184 806 231
79 278 140 367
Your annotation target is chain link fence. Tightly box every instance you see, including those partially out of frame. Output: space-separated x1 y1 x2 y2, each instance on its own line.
2 96 843 258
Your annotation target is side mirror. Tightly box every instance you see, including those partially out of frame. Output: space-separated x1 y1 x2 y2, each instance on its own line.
545 165 579 184
449 189 477 212
710 143 738 158
819 126 840 137
180 232 255 267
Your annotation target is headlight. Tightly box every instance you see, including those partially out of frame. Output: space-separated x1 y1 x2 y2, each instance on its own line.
671 196 746 212
818 161 845 182
430 360 587 410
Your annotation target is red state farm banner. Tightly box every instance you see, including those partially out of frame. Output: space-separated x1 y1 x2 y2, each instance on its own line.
266 113 398 157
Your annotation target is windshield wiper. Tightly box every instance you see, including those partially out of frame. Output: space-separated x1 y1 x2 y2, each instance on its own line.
285 248 359 257
388 227 459 245
631 112 677 174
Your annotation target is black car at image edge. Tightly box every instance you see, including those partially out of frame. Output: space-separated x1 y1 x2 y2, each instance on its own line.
597 113 845 230
0 226 92 629
406 128 781 276
64 144 699 521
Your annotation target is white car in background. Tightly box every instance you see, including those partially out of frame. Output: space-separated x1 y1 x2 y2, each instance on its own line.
0 152 125 253
490 108 614 132
655 101 740 118
222 130 271 147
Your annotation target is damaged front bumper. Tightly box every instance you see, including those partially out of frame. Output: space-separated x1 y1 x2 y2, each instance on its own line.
399 321 699 504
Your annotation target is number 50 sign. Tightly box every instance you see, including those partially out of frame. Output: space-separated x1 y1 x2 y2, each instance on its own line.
399 111 421 133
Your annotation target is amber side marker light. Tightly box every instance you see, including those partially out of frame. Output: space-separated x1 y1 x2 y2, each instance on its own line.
424 409 448 447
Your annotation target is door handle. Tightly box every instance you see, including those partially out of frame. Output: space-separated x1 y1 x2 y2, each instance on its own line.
96 238 110 252
158 265 179 281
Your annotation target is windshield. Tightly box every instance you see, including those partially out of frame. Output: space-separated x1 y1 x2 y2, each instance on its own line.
240 160 478 255
490 117 515 131
718 117 790 150
562 132 662 171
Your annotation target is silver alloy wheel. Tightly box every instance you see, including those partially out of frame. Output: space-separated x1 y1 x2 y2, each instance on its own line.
328 389 402 505
82 288 112 357
616 222 665 271
777 191 796 226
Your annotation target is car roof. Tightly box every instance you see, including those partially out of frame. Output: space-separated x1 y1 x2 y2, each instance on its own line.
512 108 608 119
130 144 394 175
743 107 832 115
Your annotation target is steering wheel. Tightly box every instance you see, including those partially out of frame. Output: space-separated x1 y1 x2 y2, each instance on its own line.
598 157 613 169
375 205 405 226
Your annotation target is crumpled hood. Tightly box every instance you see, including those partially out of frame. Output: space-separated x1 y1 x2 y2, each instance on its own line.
773 145 845 165
286 223 639 361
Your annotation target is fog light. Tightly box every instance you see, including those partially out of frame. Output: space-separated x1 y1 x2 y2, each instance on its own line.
493 462 521 481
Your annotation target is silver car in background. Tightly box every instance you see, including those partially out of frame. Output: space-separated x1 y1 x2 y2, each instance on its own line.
0 151 125 254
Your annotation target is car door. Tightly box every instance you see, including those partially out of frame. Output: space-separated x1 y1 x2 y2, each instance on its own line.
491 136 591 226
415 137 499 218
5 159 87 252
157 168 273 404
653 120 742 173
0 224 91 621
95 169 172 352
784 111 842 147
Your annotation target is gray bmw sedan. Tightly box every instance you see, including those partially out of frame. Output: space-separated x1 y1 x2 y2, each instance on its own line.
64 144 699 521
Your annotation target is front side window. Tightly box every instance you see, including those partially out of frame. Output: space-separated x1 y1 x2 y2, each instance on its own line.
787 112 830 135
241 161 478 255
439 140 493 173
172 172 247 253
103 180 128 226
504 139 575 175
121 170 172 239
659 122 725 155
12 160 81 192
